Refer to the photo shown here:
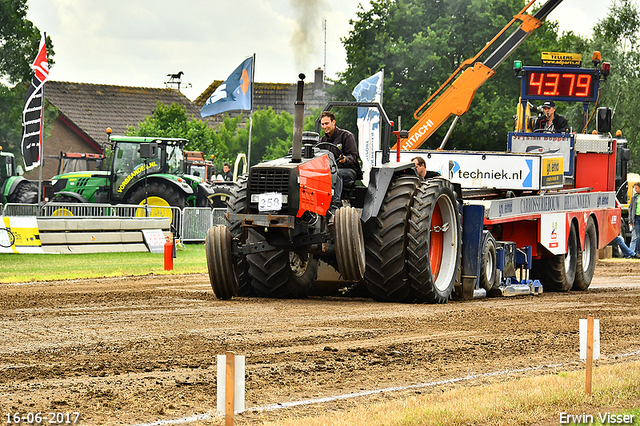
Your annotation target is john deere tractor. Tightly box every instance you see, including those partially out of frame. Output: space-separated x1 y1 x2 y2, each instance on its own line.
1 148 38 204
51 136 215 210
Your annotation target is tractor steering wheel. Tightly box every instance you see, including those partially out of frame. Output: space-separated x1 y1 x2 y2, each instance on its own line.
314 142 344 161
314 142 342 153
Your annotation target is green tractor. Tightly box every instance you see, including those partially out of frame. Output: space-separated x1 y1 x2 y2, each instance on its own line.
50 136 216 213
1 148 38 204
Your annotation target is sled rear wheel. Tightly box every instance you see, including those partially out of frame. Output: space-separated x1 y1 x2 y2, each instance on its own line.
574 217 597 291
480 232 498 292
532 223 578 292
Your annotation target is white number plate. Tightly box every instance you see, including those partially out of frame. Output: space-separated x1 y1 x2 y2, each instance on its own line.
258 192 283 212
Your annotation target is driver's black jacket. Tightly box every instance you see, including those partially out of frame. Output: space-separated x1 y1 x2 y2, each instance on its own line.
319 127 362 173
535 114 570 133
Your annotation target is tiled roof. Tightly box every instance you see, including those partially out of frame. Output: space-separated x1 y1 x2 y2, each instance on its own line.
45 81 201 145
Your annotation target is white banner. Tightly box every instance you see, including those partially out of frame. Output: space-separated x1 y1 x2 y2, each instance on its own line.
352 70 383 185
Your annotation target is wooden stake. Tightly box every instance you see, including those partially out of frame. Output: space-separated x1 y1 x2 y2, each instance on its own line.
585 315 594 395
226 351 235 426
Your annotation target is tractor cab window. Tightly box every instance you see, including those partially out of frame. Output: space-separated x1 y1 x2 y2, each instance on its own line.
113 143 137 176
112 142 161 194
166 145 185 175
190 164 205 178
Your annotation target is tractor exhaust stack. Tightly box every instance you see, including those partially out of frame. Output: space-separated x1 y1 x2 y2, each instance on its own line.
291 73 305 163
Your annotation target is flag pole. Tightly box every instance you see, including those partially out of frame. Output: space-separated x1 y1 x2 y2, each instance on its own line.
246 53 255 168
37 33 46 206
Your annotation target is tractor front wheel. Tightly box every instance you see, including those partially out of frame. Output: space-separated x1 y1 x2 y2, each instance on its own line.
206 226 236 299
334 206 366 281
480 232 498 292
209 184 233 208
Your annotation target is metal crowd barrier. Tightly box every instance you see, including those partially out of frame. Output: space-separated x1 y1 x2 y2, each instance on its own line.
3 203 184 239
1 203 230 243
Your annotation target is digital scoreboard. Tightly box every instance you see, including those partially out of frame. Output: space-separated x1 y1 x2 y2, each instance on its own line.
521 66 599 103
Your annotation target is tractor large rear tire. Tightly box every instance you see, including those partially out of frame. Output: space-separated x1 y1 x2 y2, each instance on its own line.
247 250 318 299
532 223 578 292
224 176 252 297
407 179 462 303
127 181 187 209
209 184 233 208
574 217 597 291
205 226 235 300
364 175 420 302
8 181 38 204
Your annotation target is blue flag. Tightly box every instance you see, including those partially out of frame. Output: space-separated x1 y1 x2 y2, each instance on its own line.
201 56 253 117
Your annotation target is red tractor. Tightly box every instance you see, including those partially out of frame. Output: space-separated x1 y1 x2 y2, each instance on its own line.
205 74 462 302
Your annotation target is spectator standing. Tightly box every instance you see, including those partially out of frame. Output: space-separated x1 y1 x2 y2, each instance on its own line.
629 182 640 254
223 163 233 182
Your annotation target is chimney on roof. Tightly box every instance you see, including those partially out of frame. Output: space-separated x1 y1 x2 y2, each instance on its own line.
314 67 324 91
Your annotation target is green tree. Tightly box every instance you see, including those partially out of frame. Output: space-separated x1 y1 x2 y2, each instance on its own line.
586 0 640 173
0 0 54 158
127 102 317 171
126 101 224 160
221 107 321 166
331 0 583 151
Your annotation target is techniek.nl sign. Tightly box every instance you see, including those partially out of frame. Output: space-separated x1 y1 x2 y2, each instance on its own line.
375 151 562 191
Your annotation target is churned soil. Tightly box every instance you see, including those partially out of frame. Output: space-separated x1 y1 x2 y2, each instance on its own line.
1 259 639 425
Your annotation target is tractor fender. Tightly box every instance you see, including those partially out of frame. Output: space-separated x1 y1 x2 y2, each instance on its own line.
4 176 27 198
361 162 417 223
122 175 194 201
196 182 215 197
52 191 90 203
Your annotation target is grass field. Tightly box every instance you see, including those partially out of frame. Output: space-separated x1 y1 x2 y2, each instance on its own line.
0 242 208 283
265 362 640 426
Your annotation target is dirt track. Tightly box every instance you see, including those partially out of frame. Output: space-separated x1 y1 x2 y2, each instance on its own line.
1 259 640 425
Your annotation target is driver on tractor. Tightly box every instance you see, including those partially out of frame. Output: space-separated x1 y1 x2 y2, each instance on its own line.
319 111 362 209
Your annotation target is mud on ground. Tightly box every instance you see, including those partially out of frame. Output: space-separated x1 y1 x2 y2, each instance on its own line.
1 259 639 425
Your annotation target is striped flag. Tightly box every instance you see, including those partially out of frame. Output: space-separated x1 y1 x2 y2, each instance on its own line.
21 36 49 171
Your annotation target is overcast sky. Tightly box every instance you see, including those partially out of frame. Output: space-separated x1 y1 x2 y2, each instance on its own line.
25 0 613 102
